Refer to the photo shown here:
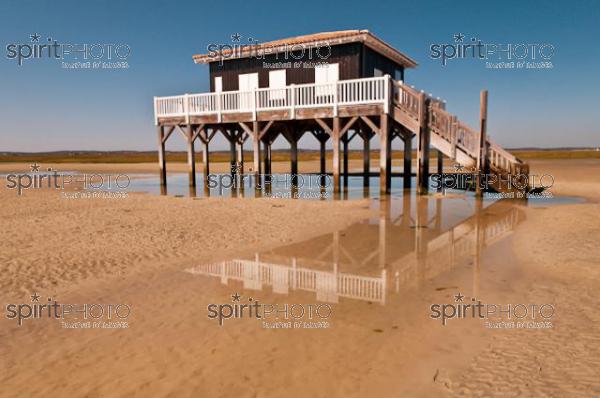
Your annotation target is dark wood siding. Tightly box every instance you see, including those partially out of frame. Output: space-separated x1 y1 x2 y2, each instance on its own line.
208 42 406 91
209 43 362 91
361 46 404 81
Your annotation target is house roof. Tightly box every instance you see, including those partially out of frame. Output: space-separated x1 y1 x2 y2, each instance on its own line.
192 30 418 68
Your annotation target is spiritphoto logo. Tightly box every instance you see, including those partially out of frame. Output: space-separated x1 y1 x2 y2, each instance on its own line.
207 292 333 329
5 33 130 69
206 163 331 199
4 163 130 197
430 163 554 199
206 33 332 67
430 292 555 329
5 292 131 329
430 33 554 69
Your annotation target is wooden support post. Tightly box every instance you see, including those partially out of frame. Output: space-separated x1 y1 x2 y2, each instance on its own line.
202 139 210 179
202 138 210 196
437 150 444 175
262 140 271 194
417 94 431 195
252 121 261 180
229 131 237 176
187 125 196 187
403 133 412 189
290 134 298 186
318 134 327 187
450 115 458 159
476 90 488 196
332 117 341 193
236 137 244 175
157 125 167 190
263 140 271 175
363 129 370 187
319 137 326 175
342 136 349 187
385 123 392 192
379 115 390 194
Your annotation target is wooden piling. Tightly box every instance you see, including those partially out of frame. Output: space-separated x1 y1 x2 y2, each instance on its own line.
318 132 327 187
403 133 412 189
262 140 272 194
363 129 370 187
379 115 390 194
342 136 349 187
476 90 488 197
202 140 210 178
319 137 326 175
236 136 244 175
187 124 196 187
252 121 261 179
290 133 298 186
417 94 431 195
229 131 237 176
332 117 341 193
263 140 271 176
157 125 167 188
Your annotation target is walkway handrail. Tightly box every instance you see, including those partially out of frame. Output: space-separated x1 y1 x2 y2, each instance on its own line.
487 138 520 172
392 80 420 121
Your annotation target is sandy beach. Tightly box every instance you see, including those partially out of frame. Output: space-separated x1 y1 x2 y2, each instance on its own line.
0 158 599 397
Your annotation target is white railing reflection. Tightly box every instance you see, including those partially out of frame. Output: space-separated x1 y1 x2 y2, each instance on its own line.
186 259 387 304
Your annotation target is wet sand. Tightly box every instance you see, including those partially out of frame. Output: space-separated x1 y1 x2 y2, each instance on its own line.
1 158 599 397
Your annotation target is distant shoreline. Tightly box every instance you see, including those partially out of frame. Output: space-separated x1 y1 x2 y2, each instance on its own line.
1 148 598 163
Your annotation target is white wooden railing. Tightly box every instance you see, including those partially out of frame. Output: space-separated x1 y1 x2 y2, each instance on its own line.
154 76 390 124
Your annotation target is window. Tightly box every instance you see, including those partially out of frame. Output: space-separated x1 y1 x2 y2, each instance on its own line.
394 68 403 81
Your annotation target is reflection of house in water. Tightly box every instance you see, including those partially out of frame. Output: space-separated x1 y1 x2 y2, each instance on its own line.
187 197 525 305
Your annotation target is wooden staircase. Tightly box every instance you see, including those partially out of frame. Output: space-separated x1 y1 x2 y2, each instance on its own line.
391 80 529 195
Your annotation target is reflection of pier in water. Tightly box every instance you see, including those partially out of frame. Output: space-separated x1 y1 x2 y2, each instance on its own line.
187 197 525 304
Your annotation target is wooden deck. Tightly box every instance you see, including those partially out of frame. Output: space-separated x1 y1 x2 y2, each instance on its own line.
154 76 529 195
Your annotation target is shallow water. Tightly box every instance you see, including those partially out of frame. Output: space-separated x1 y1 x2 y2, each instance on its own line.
124 173 484 200
123 172 585 206
129 172 583 307
186 195 528 306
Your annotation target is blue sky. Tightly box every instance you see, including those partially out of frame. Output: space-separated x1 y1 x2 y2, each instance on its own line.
1 0 599 151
